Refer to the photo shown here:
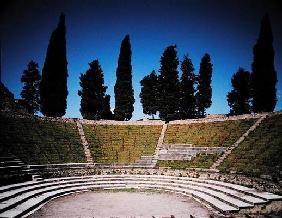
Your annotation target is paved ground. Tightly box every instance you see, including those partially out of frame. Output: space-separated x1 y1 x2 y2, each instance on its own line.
28 190 214 218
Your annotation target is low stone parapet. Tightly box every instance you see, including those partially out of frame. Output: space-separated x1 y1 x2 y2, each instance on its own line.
79 119 165 125
169 113 266 125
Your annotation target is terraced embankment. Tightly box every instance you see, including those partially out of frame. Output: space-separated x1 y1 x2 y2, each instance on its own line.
83 124 162 164
219 113 282 178
0 115 86 164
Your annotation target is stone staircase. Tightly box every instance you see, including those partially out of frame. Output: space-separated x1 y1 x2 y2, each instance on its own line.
76 120 93 163
132 155 156 167
132 123 167 168
0 174 281 217
152 124 168 162
210 114 267 170
158 144 226 161
0 156 32 186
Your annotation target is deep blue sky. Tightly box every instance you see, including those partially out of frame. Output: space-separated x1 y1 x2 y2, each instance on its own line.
1 0 282 119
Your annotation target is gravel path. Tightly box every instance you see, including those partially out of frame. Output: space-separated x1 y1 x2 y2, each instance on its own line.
28 190 214 218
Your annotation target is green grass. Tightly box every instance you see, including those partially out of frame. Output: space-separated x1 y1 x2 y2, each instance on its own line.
164 118 257 147
0 115 86 164
219 114 282 178
83 125 162 164
156 153 220 169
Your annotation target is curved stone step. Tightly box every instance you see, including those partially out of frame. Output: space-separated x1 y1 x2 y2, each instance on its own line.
1 174 280 217
0 181 239 217
0 175 273 205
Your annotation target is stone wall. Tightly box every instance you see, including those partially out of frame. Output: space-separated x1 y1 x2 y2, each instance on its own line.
169 113 266 125
79 119 165 125
4 110 282 126
0 113 165 125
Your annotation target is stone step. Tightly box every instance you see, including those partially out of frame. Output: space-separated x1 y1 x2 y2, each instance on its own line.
130 165 155 168
163 144 193 149
76 121 93 163
0 179 240 216
159 149 197 154
0 157 19 162
2 174 275 202
160 151 198 155
0 167 31 175
134 156 155 166
140 156 154 159
1 174 279 217
133 162 154 166
0 165 26 169
134 159 153 163
153 124 168 165
200 178 282 201
32 175 43 181
158 154 193 160
0 160 25 166
123 180 252 209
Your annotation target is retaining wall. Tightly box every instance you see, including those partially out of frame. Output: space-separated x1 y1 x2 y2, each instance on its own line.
4 111 282 125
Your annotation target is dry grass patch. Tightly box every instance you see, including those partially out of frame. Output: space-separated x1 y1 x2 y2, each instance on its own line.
84 125 162 163
219 114 282 179
164 119 257 147
0 116 86 164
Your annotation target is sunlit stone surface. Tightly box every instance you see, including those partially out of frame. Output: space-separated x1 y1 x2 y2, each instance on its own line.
28 191 213 218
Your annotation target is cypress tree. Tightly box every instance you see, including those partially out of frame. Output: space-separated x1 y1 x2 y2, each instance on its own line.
40 13 68 117
227 68 251 115
251 14 277 112
0 82 16 112
140 70 159 119
179 55 196 119
20 61 41 115
101 94 113 120
78 60 112 120
114 35 135 121
196 53 213 117
158 45 180 121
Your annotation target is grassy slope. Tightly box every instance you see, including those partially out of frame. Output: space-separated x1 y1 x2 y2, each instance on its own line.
164 119 257 147
219 113 282 178
0 116 86 164
83 125 162 163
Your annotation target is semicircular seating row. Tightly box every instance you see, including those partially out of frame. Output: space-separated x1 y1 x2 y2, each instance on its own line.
0 174 281 218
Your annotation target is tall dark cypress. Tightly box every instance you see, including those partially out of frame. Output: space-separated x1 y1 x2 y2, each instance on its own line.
101 94 113 120
40 13 68 117
78 60 112 120
179 55 196 119
158 45 180 121
20 61 41 115
114 35 134 121
140 70 159 119
251 14 277 112
196 53 213 117
227 68 251 115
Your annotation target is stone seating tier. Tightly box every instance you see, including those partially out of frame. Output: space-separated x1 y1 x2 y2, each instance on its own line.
158 145 226 161
0 174 281 217
0 156 33 186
